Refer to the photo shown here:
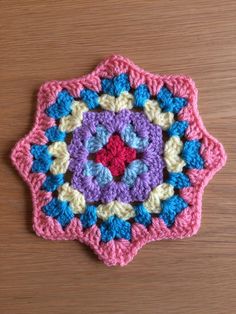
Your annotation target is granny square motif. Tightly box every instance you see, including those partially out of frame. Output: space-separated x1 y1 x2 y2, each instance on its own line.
11 55 226 266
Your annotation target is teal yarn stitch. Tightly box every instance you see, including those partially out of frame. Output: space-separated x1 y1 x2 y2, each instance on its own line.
121 124 149 151
134 204 152 226
166 172 191 189
101 73 130 96
80 89 99 109
83 160 113 187
157 87 187 113
85 125 111 153
42 174 64 192
134 84 150 108
45 126 66 142
159 195 188 227
100 216 131 242
182 140 204 169
80 205 97 228
46 90 74 119
31 144 48 159
30 144 52 173
122 160 148 187
168 121 188 137
43 198 74 228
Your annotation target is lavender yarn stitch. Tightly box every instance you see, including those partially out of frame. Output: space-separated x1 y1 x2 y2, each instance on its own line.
68 110 164 203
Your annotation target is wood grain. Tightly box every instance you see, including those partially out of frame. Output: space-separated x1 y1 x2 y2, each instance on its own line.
0 1 235 313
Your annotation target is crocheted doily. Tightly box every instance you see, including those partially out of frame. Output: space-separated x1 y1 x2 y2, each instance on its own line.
11 55 226 266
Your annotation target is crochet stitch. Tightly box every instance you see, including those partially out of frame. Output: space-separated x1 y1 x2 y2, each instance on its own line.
11 55 227 266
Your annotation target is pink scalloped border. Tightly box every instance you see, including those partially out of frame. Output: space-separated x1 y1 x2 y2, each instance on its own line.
11 55 227 266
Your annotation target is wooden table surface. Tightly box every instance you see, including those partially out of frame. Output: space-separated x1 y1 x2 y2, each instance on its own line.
1 1 235 313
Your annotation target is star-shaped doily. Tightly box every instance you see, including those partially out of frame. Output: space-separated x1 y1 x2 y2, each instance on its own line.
11 55 226 266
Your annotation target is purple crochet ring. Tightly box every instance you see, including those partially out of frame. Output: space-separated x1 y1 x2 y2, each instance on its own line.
69 110 164 203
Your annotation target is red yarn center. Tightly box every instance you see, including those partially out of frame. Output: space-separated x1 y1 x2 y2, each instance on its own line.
95 134 137 176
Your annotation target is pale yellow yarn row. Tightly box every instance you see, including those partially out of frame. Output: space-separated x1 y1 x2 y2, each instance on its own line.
164 136 186 172
57 92 175 132
144 183 174 213
97 201 135 220
48 142 70 174
144 99 174 130
99 92 174 131
58 183 135 220
99 92 134 112
56 182 174 221
58 183 86 214
59 100 88 132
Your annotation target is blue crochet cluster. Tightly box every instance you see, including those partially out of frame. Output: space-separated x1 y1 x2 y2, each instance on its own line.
44 74 188 116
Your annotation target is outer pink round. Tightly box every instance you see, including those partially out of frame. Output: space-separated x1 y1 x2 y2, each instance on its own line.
11 55 227 266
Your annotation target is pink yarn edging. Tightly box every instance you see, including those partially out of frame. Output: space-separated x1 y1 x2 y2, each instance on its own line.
11 55 227 266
